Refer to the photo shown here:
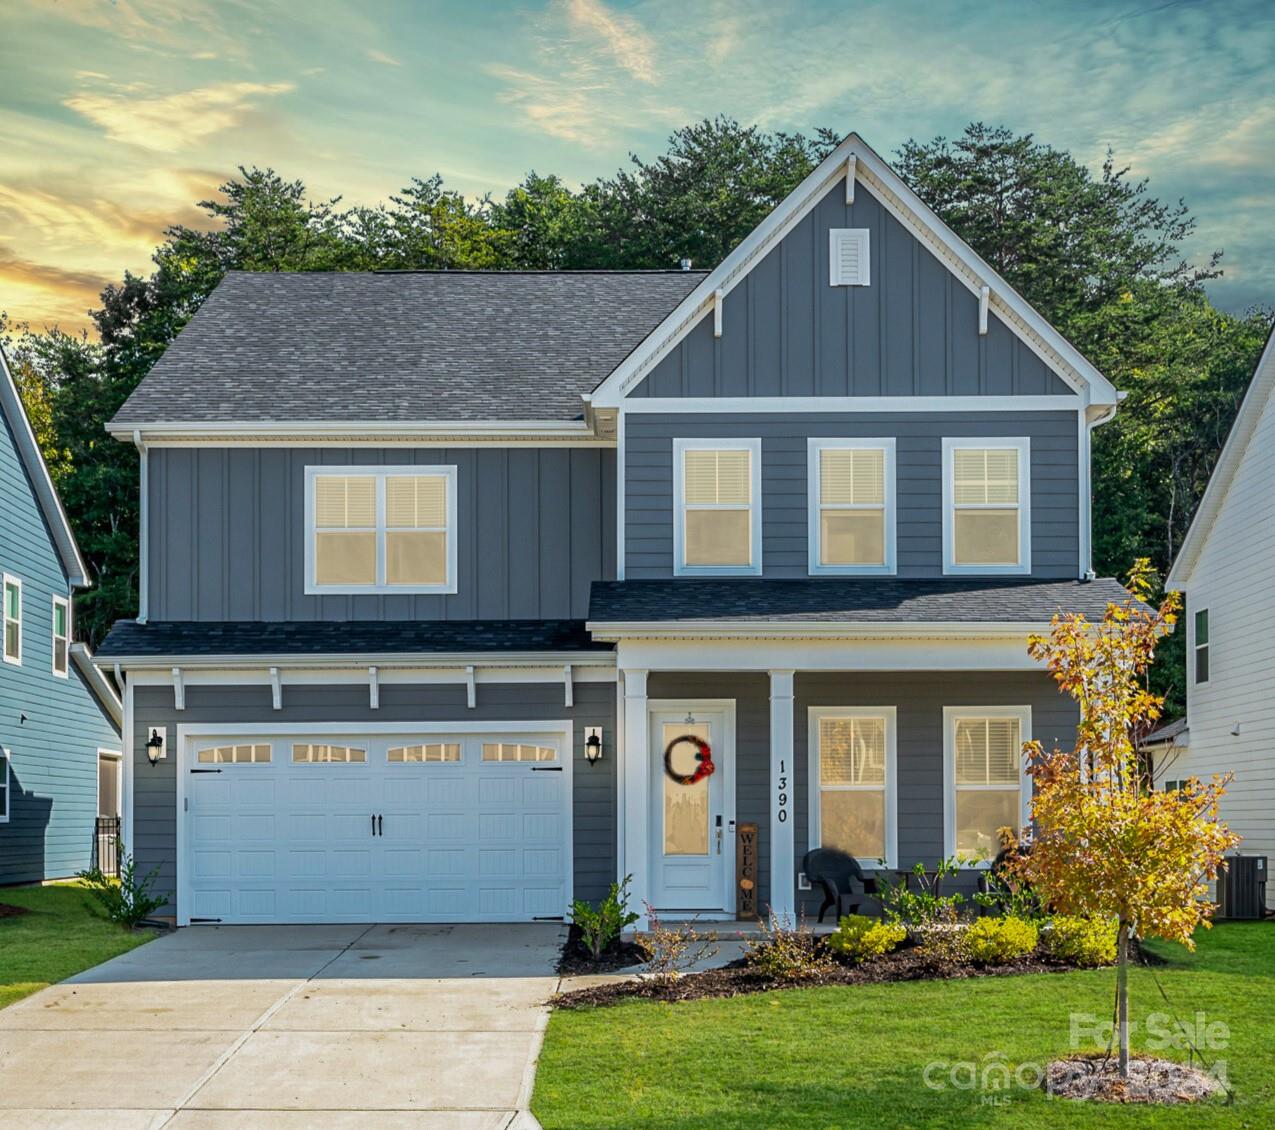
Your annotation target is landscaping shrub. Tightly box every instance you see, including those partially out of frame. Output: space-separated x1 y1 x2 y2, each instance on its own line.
1040 915 1119 967
962 916 1039 965
569 876 639 961
638 906 719 981
826 914 908 964
878 859 965 926
743 913 834 981
77 853 166 929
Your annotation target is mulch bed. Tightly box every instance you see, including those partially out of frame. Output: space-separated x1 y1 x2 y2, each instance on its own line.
1045 1053 1222 1103
555 946 1085 1008
557 923 648 975
0 903 30 919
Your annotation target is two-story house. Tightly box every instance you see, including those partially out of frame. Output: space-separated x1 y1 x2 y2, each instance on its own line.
1 348 123 885
97 134 1128 927
1166 328 1275 906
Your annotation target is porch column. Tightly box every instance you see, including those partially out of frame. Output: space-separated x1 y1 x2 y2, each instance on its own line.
769 669 796 919
622 668 650 927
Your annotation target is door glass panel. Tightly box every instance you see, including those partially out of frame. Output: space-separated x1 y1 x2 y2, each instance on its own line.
198 743 271 764
662 723 710 856
481 742 556 762
389 742 461 763
292 743 366 763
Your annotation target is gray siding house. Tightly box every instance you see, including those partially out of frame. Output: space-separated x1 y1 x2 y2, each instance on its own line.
1 348 122 885
97 134 1124 927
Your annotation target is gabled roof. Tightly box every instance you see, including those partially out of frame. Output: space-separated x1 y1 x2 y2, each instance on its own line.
1168 327 1275 588
71 643 123 729
107 270 706 431
587 133 1119 411
0 346 89 587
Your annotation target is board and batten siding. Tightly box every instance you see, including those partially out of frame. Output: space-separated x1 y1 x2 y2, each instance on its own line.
147 446 615 622
1181 379 1275 905
130 681 616 915
629 177 1072 400
0 410 120 884
625 411 1080 579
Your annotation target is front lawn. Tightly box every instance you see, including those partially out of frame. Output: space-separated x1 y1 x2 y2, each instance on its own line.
533 923 1272 1128
0 884 155 1009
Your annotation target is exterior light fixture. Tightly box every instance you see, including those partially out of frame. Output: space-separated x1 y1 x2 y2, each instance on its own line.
145 728 166 765
584 727 603 765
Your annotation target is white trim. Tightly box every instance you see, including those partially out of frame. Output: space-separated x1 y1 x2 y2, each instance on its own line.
71 644 123 728
1169 328 1275 589
96 748 123 820
769 671 796 917
107 419 605 447
2 573 21 666
828 228 870 287
619 395 1082 415
622 668 649 924
712 289 724 338
123 683 135 852
102 652 618 674
175 718 575 928
616 409 627 580
51 594 70 677
304 465 458 595
942 705 1032 868
672 437 763 576
941 437 1032 576
1192 607 1210 686
134 432 148 622
807 438 896 575
172 666 185 711
0 347 90 586
587 133 1118 409
978 286 990 335
807 706 898 870
844 154 856 204
0 746 9 823
590 620 1055 641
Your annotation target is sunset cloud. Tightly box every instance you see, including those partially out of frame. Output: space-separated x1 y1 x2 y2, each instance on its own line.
564 0 656 83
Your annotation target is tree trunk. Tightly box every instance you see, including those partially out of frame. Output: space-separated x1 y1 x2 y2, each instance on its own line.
1116 920 1130 1078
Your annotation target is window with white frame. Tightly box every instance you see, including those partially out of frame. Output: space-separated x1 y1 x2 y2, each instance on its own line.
306 466 456 593
51 596 70 676
674 439 762 574
808 439 895 574
942 439 1030 574
1194 609 1210 684
0 747 9 822
810 708 895 866
2 575 20 665
945 707 1030 864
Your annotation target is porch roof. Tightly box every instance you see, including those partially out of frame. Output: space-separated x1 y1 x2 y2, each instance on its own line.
588 577 1139 628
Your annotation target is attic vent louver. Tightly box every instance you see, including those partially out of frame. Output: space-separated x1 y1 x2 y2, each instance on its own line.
829 228 870 287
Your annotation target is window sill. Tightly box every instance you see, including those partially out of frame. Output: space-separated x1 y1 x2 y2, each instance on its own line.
304 583 459 596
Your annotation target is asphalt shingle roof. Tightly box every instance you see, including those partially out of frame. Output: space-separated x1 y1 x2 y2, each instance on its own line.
97 619 610 659
588 577 1141 624
110 269 706 426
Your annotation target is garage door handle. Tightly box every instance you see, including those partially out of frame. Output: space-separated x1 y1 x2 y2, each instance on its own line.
371 814 376 837
531 766 563 772
377 814 383 837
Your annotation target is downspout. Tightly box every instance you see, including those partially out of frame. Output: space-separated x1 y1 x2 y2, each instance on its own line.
133 430 148 624
1082 398 1121 580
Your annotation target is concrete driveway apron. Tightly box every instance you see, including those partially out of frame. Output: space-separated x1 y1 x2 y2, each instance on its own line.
0 922 564 1129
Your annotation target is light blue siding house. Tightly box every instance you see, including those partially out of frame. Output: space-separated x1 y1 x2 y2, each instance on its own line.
0 347 122 885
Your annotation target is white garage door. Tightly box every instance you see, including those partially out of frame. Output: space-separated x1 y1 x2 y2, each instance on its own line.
181 727 570 925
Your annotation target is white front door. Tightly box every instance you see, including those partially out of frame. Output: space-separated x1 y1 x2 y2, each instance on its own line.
649 706 733 913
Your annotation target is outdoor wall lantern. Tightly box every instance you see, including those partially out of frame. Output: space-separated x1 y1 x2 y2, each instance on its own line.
584 727 603 765
145 728 166 765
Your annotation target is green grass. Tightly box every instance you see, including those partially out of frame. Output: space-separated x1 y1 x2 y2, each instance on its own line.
0 883 155 1009
533 923 1272 1129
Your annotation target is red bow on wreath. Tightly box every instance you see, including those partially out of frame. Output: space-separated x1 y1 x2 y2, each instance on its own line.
664 734 715 786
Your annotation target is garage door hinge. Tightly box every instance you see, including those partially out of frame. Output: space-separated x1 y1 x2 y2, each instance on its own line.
530 766 563 772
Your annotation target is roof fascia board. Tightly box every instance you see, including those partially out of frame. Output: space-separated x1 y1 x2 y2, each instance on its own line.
586 619 1049 641
0 347 90 587
1168 327 1275 588
590 133 1117 410
96 650 617 670
106 419 603 446
622 395 1081 414
70 643 123 728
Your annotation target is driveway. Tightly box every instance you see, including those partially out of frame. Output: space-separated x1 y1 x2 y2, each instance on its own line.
0 922 564 1129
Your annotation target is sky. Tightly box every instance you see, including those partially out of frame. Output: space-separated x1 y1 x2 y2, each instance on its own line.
1 0 1272 336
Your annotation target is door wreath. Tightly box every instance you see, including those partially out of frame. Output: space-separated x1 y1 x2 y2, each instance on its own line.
664 733 715 785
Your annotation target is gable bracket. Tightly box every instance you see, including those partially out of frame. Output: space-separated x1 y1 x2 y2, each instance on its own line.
844 154 857 204
269 666 282 710
369 665 379 710
172 666 185 711
563 664 574 708
979 286 990 336
465 665 476 709
712 290 724 338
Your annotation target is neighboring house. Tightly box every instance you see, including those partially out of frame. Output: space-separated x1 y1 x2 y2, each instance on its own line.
97 133 1128 927
1167 328 1275 903
0 348 123 885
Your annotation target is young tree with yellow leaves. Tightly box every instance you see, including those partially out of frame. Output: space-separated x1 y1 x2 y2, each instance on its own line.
1012 560 1237 1078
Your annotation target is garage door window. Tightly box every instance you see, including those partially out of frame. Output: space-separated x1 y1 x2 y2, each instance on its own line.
482 742 556 762
389 742 461 763
292 743 367 764
197 743 271 764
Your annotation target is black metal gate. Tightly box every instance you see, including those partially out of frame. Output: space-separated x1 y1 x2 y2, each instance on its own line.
95 815 121 878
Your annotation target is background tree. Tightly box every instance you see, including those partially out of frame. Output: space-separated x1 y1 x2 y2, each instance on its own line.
1013 561 1237 1077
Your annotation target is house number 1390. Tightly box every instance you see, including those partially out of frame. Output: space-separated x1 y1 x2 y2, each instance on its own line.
777 758 788 823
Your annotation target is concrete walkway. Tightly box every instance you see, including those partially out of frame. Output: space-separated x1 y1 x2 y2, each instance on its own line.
0 922 565 1129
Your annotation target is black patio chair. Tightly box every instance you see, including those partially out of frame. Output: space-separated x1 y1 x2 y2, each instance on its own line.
802 848 879 923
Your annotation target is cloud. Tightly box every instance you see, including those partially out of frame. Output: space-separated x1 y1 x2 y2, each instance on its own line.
0 249 106 333
366 48 402 67
0 249 104 297
64 80 295 152
564 0 656 83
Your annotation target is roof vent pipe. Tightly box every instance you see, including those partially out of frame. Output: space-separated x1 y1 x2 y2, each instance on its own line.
680 258 692 271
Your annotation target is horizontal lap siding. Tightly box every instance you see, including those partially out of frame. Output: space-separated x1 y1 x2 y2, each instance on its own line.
149 447 615 622
1 412 120 884
630 178 1072 400
625 411 1079 578
131 681 617 915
